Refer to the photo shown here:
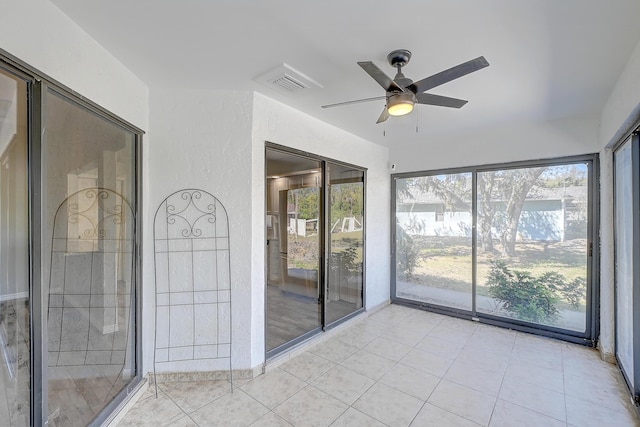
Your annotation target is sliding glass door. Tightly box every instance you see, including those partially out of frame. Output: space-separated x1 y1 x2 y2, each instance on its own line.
43 88 139 426
476 164 589 332
0 66 30 426
393 155 597 343
326 163 364 325
614 133 640 402
395 172 473 310
0 55 142 426
265 146 365 357
265 150 322 353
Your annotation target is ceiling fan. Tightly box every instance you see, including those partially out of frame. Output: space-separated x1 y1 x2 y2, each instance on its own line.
321 49 489 124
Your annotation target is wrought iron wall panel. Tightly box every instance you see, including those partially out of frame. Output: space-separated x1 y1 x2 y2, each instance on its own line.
153 189 232 382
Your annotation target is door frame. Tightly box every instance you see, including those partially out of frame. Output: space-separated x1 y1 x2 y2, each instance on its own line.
264 142 367 359
0 48 145 427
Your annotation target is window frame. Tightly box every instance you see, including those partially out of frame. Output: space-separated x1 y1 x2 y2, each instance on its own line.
0 48 145 427
613 131 640 405
391 154 599 346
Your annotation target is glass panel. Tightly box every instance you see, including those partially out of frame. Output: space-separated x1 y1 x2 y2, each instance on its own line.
476 164 589 332
395 173 473 310
266 150 321 353
326 163 364 324
0 68 30 425
44 89 136 426
615 138 634 386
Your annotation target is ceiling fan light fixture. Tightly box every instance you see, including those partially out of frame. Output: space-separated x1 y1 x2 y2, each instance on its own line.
387 92 415 116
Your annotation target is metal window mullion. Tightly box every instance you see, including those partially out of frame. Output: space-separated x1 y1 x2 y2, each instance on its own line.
30 80 45 426
471 170 478 316
321 161 328 330
587 157 598 344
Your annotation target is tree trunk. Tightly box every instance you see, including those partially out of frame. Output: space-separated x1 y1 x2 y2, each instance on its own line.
501 168 545 256
478 174 496 253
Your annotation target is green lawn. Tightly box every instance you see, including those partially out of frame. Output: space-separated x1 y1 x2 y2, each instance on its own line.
403 236 587 307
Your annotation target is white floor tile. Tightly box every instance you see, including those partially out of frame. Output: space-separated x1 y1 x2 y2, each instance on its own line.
379 363 440 401
353 382 424 427
411 403 482 427
428 380 496 426
489 399 566 427
499 377 566 422
273 386 347 427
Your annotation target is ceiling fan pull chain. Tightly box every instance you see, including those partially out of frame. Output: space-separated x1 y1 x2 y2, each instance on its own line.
416 110 419 133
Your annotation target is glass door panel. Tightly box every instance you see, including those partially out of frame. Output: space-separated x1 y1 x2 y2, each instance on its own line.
326 163 364 325
395 173 473 310
43 89 137 426
0 68 30 426
266 150 322 353
615 136 636 391
477 164 589 332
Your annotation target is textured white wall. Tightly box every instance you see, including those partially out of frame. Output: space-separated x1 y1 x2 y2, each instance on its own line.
251 93 391 366
390 114 599 173
146 89 254 372
0 0 148 129
598 39 640 360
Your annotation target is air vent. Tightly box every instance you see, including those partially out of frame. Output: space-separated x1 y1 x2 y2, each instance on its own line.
272 74 307 93
254 63 323 96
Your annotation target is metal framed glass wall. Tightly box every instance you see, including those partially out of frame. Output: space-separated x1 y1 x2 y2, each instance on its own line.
265 144 366 358
0 51 143 426
392 154 598 345
614 131 640 404
0 62 30 427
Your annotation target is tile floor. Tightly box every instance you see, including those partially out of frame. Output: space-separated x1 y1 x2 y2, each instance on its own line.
118 305 640 426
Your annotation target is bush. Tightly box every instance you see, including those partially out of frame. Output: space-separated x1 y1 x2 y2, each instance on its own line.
396 226 420 280
486 261 559 323
487 261 586 323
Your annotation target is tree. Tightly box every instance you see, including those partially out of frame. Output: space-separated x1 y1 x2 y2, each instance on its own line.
399 167 545 257
492 167 545 256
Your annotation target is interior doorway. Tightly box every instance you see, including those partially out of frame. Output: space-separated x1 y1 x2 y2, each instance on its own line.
265 146 365 357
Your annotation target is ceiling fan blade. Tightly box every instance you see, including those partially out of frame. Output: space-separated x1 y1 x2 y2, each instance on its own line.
376 106 390 124
358 61 404 92
408 56 489 94
321 95 386 109
416 93 468 108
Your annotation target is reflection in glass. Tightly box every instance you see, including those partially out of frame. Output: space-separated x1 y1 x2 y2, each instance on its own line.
266 150 321 353
615 139 634 386
0 68 30 426
44 89 136 426
395 173 473 310
477 164 588 331
326 163 364 324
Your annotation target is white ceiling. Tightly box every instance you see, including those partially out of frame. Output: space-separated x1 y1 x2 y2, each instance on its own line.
50 0 640 147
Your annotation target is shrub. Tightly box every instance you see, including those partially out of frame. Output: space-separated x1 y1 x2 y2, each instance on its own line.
486 261 559 323
396 226 420 280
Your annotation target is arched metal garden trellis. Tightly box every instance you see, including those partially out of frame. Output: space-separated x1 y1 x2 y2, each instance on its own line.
48 187 135 406
153 189 232 395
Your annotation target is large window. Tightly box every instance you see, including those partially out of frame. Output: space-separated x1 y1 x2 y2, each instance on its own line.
0 55 143 426
614 132 640 403
393 155 597 343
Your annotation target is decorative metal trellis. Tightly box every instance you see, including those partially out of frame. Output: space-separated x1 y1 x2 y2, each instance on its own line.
153 189 232 394
47 188 135 372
